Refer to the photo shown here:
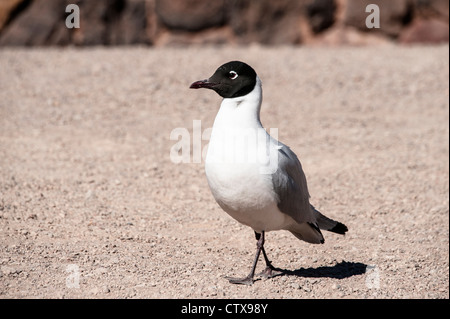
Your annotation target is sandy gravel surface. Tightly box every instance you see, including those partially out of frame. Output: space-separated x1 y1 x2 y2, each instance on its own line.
0 45 448 299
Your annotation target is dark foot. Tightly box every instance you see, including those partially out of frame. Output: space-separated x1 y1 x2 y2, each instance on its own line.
224 275 255 286
257 266 284 279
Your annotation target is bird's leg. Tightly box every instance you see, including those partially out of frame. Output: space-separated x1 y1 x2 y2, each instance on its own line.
225 231 265 285
256 232 284 279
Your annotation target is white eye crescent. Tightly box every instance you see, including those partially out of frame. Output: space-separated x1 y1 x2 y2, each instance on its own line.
229 71 238 80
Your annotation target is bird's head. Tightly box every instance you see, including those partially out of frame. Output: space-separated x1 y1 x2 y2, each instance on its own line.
190 61 257 99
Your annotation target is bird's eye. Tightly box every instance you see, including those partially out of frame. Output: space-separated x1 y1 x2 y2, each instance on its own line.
228 71 238 80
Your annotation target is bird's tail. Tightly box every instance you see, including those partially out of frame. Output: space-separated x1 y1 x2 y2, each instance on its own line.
288 222 325 244
311 205 348 235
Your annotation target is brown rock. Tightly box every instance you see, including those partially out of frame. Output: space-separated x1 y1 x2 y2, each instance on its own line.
155 0 226 32
399 18 449 44
155 26 235 47
229 0 303 45
0 0 70 46
344 0 411 37
110 0 150 45
0 0 153 46
307 0 336 34
73 0 123 46
311 25 392 46
72 0 151 46
412 0 449 22
0 0 447 46
0 0 25 32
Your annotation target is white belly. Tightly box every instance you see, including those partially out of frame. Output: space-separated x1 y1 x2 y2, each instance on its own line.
205 161 291 232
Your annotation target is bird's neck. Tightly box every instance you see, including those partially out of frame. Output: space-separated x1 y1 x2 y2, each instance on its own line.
214 76 263 130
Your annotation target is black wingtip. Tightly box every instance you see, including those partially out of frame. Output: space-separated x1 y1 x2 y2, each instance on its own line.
330 222 348 235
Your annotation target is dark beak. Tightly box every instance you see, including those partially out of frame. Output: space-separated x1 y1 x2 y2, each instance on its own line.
189 79 216 89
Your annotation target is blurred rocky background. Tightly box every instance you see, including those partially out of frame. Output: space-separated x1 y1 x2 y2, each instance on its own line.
0 0 448 46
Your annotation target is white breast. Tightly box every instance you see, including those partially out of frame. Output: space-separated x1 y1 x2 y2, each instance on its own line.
204 77 291 232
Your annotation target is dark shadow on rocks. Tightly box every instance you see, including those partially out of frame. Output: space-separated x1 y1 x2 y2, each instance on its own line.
274 261 367 280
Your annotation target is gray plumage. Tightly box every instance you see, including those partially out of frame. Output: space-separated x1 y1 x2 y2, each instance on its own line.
272 143 347 244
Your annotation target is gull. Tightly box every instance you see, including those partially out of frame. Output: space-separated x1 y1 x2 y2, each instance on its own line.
190 61 348 285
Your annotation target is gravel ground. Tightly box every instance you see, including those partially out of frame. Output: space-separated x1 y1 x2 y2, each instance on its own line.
0 44 448 299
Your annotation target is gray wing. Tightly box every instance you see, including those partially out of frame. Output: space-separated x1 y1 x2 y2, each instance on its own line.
271 143 315 224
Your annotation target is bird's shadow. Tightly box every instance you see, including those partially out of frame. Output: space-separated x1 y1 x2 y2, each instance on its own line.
272 260 367 280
